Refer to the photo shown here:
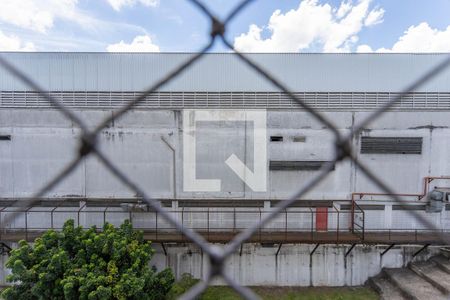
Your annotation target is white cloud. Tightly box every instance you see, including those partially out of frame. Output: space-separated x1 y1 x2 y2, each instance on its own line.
358 22 450 53
0 0 83 33
107 35 160 52
336 1 352 19
107 0 159 11
0 0 149 51
356 44 373 52
234 0 384 53
364 6 384 26
0 30 35 51
384 22 450 52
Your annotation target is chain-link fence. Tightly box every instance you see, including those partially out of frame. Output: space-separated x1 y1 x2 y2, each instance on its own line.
1 0 450 299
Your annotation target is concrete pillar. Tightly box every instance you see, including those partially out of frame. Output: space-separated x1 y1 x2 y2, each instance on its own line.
385 204 392 229
440 206 446 229
79 200 86 227
172 200 179 209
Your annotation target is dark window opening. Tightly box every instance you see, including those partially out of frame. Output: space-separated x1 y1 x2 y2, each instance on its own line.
340 204 385 210
361 137 422 154
392 205 426 210
0 135 11 141
270 136 283 142
271 200 332 207
269 160 335 171
293 136 306 142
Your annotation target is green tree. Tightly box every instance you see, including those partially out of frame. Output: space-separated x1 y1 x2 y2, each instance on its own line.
2 219 174 300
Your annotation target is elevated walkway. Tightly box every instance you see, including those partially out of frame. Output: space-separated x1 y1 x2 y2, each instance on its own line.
1 229 449 244
1 198 449 244
0 198 361 243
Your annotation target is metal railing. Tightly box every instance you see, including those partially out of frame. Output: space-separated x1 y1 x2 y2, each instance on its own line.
0 0 450 298
2 204 449 245
0 203 361 243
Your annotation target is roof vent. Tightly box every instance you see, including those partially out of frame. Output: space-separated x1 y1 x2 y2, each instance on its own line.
361 137 422 154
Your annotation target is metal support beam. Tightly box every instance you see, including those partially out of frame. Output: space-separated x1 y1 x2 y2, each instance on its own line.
310 243 320 256
381 244 395 257
275 243 283 257
239 244 243 256
161 242 167 256
345 243 356 258
0 242 11 255
413 244 430 257
310 244 320 268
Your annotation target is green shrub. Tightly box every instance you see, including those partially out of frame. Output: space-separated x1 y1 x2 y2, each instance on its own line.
2 219 174 300
166 273 200 300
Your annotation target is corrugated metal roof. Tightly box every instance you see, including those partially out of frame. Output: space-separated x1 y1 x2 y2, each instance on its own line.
0 53 449 92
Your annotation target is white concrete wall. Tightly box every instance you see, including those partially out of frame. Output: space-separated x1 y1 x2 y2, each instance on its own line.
0 243 441 287
1 109 450 201
150 243 441 286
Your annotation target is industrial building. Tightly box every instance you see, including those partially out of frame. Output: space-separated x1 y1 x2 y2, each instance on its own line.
1 52 450 287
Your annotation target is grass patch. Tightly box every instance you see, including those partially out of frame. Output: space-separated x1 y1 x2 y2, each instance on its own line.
252 286 378 300
167 274 379 300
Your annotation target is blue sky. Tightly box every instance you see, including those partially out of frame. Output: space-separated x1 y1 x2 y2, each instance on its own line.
0 0 449 52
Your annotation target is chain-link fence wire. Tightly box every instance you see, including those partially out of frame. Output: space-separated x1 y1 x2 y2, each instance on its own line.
1 0 450 298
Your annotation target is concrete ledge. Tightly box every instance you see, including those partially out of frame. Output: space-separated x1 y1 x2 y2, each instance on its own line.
431 255 450 274
409 261 450 295
367 275 406 300
383 268 446 300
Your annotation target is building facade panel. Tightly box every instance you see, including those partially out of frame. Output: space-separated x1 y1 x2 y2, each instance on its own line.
1 53 450 92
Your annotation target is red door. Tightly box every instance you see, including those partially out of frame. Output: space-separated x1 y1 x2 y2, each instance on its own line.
316 207 328 231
